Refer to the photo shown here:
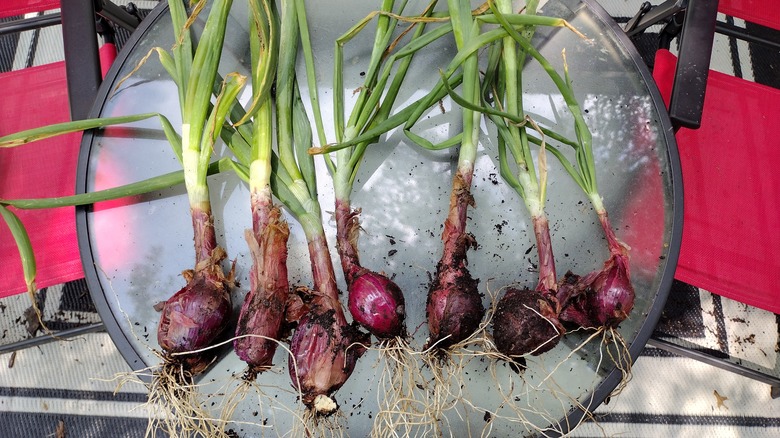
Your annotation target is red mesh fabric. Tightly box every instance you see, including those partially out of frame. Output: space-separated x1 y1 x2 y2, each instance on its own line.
719 0 780 32
99 43 117 78
653 49 780 313
0 62 83 298
0 0 60 18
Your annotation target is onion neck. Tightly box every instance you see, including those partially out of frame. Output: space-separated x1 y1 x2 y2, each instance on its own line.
335 197 362 286
189 190 216 267
300 217 341 304
440 167 474 266
532 214 557 293
589 193 628 256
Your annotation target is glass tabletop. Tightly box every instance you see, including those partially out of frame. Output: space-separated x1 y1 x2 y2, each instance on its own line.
77 0 681 435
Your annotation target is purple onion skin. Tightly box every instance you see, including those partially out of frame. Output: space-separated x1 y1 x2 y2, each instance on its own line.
594 212 635 327
234 203 290 375
288 294 369 409
586 252 634 327
288 235 370 411
157 210 232 374
532 215 557 294
348 270 406 339
157 259 232 374
558 213 635 329
427 258 483 349
427 172 485 350
493 288 564 357
335 200 406 339
557 271 593 328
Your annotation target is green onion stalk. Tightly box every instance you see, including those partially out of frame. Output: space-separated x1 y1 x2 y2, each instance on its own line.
421 0 486 352
310 10 584 156
231 0 292 381
150 0 246 375
488 8 634 330
300 0 442 342
479 0 565 361
270 0 369 415
0 112 181 313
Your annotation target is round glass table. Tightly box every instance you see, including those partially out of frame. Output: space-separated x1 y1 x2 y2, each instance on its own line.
77 0 681 435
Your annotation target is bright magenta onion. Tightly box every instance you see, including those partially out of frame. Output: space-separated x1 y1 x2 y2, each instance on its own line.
347 270 406 339
336 201 406 339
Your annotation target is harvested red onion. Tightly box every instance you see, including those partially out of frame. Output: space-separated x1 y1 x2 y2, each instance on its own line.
558 213 635 328
492 216 564 358
427 173 485 349
492 287 564 357
234 203 290 377
157 245 232 374
558 253 634 328
336 201 406 339
288 236 370 414
347 270 406 339
289 297 368 413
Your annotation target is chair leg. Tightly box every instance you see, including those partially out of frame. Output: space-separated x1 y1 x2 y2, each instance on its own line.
647 336 780 398
0 322 105 355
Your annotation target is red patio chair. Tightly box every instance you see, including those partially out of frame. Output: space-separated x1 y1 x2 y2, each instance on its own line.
626 0 780 391
0 1 142 351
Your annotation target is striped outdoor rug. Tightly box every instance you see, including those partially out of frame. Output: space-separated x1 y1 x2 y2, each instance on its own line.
1 279 778 436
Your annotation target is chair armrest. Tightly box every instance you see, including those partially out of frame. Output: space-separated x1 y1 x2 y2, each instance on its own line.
60 1 102 121
669 0 719 129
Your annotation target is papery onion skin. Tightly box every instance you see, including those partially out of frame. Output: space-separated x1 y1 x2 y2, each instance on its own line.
288 235 370 413
288 291 369 412
426 172 484 350
559 254 635 328
157 243 232 374
558 212 636 329
590 254 633 326
234 202 290 376
560 253 634 328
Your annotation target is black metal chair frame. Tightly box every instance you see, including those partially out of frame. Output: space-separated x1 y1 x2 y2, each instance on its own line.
0 1 142 119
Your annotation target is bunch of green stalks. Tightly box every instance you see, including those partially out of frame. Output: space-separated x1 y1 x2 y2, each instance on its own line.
0 0 637 434
440 0 634 394
308 2 584 349
219 0 371 419
479 0 567 365
306 3 591 430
